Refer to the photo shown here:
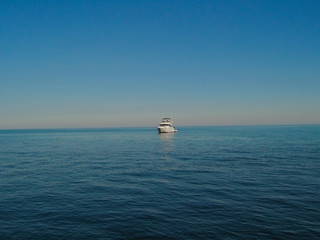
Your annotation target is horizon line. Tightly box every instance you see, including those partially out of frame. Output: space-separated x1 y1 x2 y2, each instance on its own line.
1 123 319 131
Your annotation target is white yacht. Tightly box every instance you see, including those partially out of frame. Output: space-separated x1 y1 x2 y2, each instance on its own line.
157 118 178 133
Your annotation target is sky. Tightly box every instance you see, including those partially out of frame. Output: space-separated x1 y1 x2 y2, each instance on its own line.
1 0 320 129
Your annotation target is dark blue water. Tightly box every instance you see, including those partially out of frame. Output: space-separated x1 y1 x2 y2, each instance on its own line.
1 126 319 239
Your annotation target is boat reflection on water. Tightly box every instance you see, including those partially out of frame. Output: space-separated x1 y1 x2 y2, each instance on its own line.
159 132 175 141
158 132 175 163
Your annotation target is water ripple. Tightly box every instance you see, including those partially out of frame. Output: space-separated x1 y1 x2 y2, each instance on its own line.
0 126 319 239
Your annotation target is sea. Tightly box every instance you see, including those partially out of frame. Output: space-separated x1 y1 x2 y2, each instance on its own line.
0 125 319 240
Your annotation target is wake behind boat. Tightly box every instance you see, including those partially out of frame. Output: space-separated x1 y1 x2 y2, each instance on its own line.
157 118 178 133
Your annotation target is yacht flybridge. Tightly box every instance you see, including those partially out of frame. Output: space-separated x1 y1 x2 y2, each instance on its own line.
157 118 178 133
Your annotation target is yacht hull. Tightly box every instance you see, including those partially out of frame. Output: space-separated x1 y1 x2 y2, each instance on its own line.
157 126 177 133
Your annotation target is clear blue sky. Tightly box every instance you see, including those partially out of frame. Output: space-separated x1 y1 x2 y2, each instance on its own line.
1 0 319 129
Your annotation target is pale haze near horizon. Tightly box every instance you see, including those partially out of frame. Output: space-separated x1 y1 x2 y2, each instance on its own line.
1 0 320 129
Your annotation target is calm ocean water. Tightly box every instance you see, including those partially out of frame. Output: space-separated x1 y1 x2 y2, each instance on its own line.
0 126 319 239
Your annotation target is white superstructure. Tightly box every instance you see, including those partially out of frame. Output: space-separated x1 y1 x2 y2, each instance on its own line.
157 118 178 133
